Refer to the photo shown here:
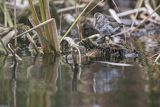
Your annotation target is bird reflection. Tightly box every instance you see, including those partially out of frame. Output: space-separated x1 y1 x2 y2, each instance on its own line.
93 67 122 94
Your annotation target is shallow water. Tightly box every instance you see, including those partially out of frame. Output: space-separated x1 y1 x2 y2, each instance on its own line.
0 55 160 107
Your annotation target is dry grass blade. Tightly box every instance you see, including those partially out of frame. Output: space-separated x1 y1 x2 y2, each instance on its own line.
154 54 160 63
117 8 146 17
95 61 133 67
131 0 143 28
109 9 122 23
85 0 104 16
14 0 17 46
16 18 53 37
57 4 86 13
111 0 120 12
60 0 95 43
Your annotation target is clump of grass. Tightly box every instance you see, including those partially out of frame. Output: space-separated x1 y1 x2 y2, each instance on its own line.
28 0 60 54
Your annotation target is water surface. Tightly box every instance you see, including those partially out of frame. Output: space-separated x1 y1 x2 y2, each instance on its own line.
0 56 160 107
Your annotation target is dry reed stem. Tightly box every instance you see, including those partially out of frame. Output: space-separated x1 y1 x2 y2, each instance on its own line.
26 34 40 54
28 0 48 52
45 0 60 54
117 8 146 17
57 4 86 13
16 18 55 38
109 9 122 23
7 43 22 62
14 0 17 46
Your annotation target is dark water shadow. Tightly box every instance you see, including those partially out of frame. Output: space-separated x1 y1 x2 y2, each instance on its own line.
0 55 60 107
71 63 80 92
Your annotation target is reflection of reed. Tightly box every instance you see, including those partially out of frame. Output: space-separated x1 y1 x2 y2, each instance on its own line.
0 56 9 105
28 55 60 107
44 56 60 107
72 63 79 91
26 55 38 78
10 60 18 107
146 65 160 107
93 67 121 93
135 39 160 106
0 56 7 67
1 56 8 78
12 78 17 107
1 55 61 107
